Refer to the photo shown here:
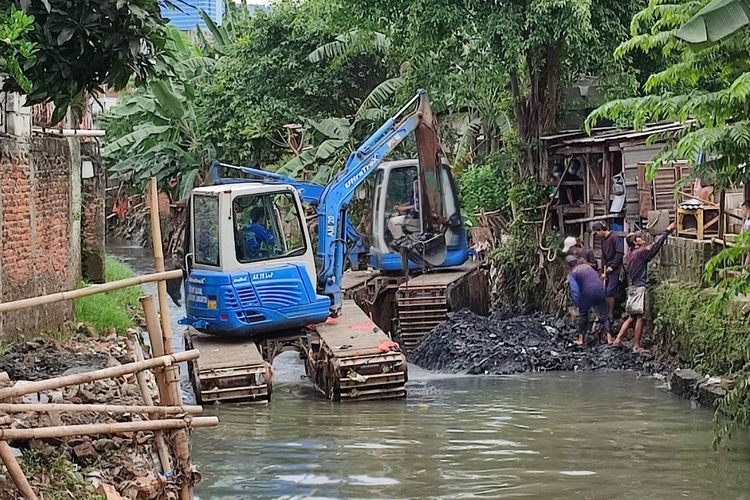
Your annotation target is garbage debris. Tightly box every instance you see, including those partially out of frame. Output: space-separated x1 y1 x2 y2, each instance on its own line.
410 310 667 375
0 332 215 500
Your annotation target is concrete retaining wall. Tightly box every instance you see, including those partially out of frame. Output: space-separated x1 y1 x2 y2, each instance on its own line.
652 237 721 283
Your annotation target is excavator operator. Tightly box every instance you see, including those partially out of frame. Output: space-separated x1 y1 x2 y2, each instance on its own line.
235 206 276 261
388 177 420 239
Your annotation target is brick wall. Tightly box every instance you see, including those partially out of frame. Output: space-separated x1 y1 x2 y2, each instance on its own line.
652 237 720 284
0 136 80 339
81 142 105 283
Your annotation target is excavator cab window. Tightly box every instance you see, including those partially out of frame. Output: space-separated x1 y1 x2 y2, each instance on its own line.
232 192 306 264
384 165 420 246
193 194 220 267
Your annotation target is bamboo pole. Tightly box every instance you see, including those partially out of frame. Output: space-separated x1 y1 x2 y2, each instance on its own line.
0 441 38 500
0 403 201 414
0 417 218 441
149 178 176 362
140 296 170 398
148 178 192 500
0 270 182 314
127 333 173 474
0 350 199 401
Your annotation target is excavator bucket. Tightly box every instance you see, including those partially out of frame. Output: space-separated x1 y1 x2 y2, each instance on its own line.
400 92 447 268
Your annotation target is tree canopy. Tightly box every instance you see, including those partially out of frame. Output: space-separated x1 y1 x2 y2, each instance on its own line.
2 0 170 123
197 1 390 165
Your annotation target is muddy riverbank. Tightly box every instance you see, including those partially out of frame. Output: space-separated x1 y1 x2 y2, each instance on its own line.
0 333 180 499
411 309 668 375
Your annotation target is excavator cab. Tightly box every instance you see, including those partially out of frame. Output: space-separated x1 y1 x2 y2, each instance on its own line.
182 183 330 336
370 159 468 271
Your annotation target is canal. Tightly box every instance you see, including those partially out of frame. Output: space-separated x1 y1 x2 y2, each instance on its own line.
108 243 750 499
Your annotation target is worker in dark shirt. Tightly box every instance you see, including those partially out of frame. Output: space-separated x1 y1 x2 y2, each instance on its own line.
592 221 623 341
613 222 675 352
562 236 598 270
566 255 611 346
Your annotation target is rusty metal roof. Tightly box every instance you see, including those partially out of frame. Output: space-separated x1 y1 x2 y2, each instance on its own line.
541 121 694 147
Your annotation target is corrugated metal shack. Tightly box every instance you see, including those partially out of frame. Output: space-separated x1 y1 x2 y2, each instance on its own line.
541 122 748 248
541 123 690 246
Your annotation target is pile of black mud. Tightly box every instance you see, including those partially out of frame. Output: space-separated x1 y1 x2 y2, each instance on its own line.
410 310 667 375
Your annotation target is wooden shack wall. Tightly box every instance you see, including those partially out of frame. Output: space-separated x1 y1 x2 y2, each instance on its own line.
622 144 663 222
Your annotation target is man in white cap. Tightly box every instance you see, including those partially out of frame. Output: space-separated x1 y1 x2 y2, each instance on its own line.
562 236 598 270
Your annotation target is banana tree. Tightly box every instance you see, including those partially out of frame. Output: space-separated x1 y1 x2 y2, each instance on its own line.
678 0 750 44
102 26 215 199
276 76 404 185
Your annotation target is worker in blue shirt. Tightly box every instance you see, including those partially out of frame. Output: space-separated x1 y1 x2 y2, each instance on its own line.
566 255 611 346
242 207 275 257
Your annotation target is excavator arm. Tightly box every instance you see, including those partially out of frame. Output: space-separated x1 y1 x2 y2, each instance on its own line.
317 90 445 312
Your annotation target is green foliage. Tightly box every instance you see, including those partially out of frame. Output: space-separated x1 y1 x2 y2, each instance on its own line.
586 0 750 191
677 0 750 43
487 175 554 312
197 0 389 165
459 153 514 219
102 27 214 198
74 256 143 334
652 281 749 374
3 0 170 124
338 0 647 176
21 448 98 500
705 231 750 312
276 77 406 183
651 280 750 446
0 6 36 92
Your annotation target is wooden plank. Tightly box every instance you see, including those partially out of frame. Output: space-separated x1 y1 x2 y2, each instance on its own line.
636 162 652 217
316 300 391 356
188 330 264 370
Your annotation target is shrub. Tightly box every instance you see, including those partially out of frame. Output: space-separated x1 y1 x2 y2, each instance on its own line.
459 154 513 219
652 280 750 446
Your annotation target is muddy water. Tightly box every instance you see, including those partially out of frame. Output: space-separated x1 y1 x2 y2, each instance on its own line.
107 243 750 499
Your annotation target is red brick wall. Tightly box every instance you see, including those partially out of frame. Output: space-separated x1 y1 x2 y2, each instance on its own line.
0 137 78 339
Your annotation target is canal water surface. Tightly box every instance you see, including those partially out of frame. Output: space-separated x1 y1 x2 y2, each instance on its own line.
108 243 750 499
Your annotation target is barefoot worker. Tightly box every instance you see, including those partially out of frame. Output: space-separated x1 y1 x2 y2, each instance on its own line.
566 255 612 346
614 222 675 352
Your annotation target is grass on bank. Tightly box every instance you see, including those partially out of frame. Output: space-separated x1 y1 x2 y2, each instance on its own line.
74 256 143 334
18 449 100 500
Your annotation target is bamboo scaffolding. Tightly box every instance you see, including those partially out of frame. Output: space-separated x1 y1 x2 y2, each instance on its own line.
0 417 218 441
148 177 192 500
126 333 173 473
0 403 202 415
0 350 199 401
0 441 38 500
0 270 182 314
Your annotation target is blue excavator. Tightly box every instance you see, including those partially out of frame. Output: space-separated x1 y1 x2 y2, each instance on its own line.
178 91 486 403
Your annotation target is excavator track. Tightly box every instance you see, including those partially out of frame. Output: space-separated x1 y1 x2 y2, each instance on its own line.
307 301 407 401
184 300 407 404
396 264 489 353
184 329 272 404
